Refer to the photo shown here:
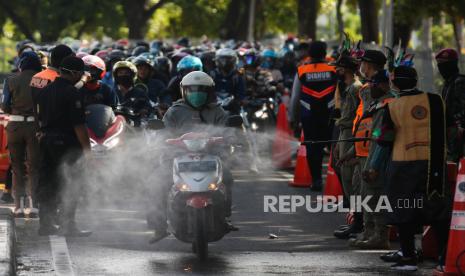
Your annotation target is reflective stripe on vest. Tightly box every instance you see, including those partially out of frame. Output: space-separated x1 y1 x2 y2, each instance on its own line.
301 85 336 99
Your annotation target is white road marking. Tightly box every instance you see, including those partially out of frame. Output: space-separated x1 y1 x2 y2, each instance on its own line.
0 221 9 261
49 235 75 276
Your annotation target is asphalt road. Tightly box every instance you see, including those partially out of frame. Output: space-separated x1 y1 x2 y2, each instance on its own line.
14 169 437 276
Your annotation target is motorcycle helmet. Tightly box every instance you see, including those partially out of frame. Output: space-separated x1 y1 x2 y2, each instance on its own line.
215 48 237 74
112 60 138 83
106 49 126 72
133 55 154 69
95 49 110 61
180 71 214 109
176 55 203 73
76 51 89 59
131 45 149 57
154 56 172 75
82 55 106 80
260 49 277 69
199 50 216 73
244 49 260 68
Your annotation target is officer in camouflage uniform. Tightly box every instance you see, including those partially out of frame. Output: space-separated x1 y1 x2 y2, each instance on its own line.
332 55 361 206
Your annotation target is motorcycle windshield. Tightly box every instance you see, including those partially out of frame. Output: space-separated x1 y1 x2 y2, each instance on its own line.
85 104 116 138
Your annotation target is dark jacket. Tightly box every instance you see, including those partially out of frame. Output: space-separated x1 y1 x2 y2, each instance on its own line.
3 69 40 115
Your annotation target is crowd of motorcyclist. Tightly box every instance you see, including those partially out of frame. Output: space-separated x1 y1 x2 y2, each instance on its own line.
0 37 300 236
1 35 464 269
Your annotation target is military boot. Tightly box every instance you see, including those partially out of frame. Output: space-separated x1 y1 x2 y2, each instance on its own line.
356 225 390 250
349 222 374 247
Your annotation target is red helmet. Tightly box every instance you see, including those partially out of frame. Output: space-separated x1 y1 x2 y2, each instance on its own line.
76 52 89 59
82 55 106 79
95 49 110 61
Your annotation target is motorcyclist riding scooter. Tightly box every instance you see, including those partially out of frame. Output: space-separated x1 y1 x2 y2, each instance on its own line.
112 61 151 114
209 48 247 115
150 71 238 243
80 55 118 108
165 55 203 102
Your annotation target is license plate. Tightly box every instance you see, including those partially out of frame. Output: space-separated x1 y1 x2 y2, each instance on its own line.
178 161 217 172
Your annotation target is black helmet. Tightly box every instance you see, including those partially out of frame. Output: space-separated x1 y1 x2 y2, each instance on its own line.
244 48 260 68
133 56 154 69
107 49 126 63
131 46 149 57
154 56 172 75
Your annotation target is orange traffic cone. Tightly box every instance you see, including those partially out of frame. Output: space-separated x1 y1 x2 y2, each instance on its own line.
434 158 465 276
323 151 343 200
272 103 293 169
289 132 312 187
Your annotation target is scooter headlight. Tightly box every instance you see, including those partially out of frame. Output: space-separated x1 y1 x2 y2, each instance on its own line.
208 183 218 191
175 183 191 192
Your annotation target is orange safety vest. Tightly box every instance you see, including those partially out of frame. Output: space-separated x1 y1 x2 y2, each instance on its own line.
30 68 59 89
352 84 372 157
353 85 394 157
297 63 336 99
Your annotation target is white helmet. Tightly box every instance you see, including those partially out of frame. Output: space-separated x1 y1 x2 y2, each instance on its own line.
215 48 237 73
181 71 214 87
215 48 237 58
181 71 215 109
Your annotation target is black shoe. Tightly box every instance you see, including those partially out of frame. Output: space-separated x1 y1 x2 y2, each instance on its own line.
391 257 418 271
149 230 169 244
60 225 92 237
380 250 403 262
0 193 13 204
338 224 351 230
333 224 363 239
38 224 59 236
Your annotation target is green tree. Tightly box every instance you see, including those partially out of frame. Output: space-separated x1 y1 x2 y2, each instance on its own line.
0 0 125 42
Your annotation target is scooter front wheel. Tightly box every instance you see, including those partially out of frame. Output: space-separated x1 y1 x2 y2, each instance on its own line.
193 208 208 260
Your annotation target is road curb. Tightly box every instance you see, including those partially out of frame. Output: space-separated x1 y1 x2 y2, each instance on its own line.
0 208 15 276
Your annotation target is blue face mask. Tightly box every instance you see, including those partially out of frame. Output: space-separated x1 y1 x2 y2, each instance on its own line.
186 91 208 108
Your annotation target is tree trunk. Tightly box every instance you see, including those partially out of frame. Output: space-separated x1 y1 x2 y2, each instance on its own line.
336 0 344 41
0 0 34 41
219 0 249 40
298 0 319 40
122 0 168 40
358 0 379 44
452 16 463 56
393 22 412 48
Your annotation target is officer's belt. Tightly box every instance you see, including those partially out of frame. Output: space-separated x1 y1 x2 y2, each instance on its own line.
9 115 35 122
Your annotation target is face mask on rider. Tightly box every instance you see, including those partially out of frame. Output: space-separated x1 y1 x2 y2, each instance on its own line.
186 91 208 108
115 75 134 88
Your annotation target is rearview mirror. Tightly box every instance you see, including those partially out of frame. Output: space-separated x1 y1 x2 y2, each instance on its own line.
225 115 243 128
